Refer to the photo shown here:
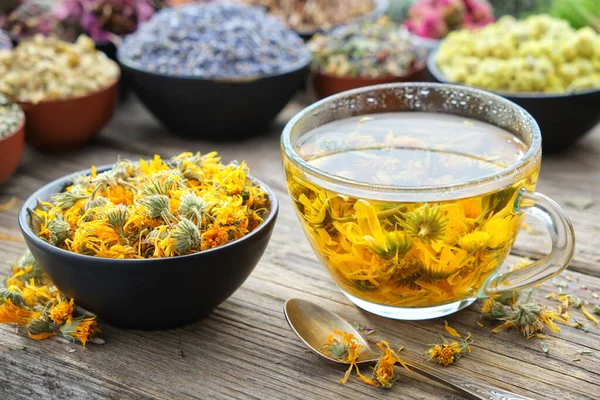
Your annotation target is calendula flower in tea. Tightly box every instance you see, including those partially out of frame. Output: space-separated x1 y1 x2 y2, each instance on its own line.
31 152 270 259
0 35 119 103
0 251 101 347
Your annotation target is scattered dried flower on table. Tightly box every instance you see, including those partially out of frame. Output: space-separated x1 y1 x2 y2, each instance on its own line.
0 251 101 346
368 341 410 388
427 333 472 366
31 152 270 258
0 35 119 103
444 320 461 338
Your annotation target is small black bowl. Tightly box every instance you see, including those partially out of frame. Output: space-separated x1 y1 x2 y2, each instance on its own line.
19 166 278 329
118 55 310 140
427 51 600 153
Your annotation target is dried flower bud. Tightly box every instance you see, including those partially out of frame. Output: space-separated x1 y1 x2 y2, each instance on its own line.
51 191 89 210
0 287 25 307
105 205 130 243
495 291 520 306
142 178 175 196
481 298 507 320
170 218 201 254
26 317 52 336
85 196 109 210
140 194 175 225
48 217 71 246
179 193 208 226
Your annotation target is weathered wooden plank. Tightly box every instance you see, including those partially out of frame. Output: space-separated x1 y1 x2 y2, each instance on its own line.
0 96 599 400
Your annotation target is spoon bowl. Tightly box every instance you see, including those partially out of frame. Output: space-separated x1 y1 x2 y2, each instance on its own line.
284 298 379 364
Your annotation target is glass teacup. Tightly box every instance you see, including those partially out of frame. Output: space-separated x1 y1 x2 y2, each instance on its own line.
281 83 575 320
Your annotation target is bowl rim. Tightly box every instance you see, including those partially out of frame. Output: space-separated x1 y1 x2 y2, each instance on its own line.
18 163 279 265
281 82 541 198
427 49 600 99
15 75 121 107
0 107 25 142
117 47 312 83
312 56 428 81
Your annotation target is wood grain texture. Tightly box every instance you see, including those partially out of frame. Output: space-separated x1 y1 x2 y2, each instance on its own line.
0 96 599 400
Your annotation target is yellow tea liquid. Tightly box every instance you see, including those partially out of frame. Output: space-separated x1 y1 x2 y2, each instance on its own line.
286 112 538 308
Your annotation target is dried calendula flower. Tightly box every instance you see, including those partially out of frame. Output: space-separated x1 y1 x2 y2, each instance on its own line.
0 250 101 347
321 330 409 388
492 303 571 338
34 152 270 259
322 329 362 384
397 204 448 245
0 34 119 103
444 320 462 338
368 341 411 388
481 297 509 320
427 334 472 366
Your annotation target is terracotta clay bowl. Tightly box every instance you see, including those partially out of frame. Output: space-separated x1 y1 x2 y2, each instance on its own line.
0 114 25 184
312 60 428 99
19 165 279 329
18 79 119 150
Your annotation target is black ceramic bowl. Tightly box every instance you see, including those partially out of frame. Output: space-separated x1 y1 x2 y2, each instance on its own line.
427 51 600 153
118 55 310 140
19 166 278 329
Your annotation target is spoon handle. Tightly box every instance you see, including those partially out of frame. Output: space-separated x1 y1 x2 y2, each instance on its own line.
403 360 532 400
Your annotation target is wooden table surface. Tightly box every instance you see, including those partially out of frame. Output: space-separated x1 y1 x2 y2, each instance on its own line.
1 95 599 400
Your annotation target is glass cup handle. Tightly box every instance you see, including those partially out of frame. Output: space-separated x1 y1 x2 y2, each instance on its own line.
484 189 575 296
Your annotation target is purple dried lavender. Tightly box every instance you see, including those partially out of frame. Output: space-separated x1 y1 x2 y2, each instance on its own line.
119 2 311 78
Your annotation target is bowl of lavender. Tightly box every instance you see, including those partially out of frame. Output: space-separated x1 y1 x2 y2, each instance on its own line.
118 2 312 139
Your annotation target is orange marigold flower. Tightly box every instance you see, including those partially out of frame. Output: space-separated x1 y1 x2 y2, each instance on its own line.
427 334 472 366
60 317 100 348
50 298 75 324
0 299 36 326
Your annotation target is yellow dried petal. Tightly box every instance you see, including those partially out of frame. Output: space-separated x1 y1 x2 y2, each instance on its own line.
444 320 462 338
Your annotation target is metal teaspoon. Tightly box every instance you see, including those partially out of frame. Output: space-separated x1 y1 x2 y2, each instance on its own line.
283 298 532 400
